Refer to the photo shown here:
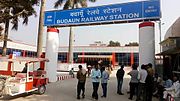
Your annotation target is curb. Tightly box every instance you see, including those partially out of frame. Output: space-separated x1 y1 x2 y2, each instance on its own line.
57 75 74 81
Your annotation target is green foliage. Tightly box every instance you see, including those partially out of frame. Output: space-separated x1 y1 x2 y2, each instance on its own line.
125 42 139 46
107 40 121 47
0 0 38 30
0 0 38 56
54 0 97 9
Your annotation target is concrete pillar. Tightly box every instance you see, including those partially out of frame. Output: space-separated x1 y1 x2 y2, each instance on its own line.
45 28 59 82
139 22 155 68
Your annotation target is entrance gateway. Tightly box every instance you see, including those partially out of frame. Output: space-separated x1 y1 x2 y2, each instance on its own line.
44 0 161 82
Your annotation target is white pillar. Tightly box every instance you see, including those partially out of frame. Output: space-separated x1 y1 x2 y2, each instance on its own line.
45 28 59 82
139 22 155 68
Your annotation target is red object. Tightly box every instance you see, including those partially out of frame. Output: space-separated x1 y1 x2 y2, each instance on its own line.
26 81 33 91
130 52 134 65
0 71 12 75
47 28 59 33
0 54 13 76
8 54 12 72
15 73 26 78
33 77 48 87
139 22 154 28
22 50 26 57
82 52 85 63
40 53 45 70
32 71 48 87
112 52 116 67
167 94 174 101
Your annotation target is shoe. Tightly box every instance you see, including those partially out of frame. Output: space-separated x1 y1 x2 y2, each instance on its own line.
136 98 141 101
119 92 124 95
128 97 132 100
101 95 106 98
82 94 85 98
77 96 80 99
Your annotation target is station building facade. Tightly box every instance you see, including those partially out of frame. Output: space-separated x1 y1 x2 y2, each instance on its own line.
58 46 139 66
0 41 139 67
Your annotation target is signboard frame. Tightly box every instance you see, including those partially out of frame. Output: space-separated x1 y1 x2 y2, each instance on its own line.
44 0 161 27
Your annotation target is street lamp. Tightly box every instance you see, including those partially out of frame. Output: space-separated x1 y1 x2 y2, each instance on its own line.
158 20 164 53
158 20 165 69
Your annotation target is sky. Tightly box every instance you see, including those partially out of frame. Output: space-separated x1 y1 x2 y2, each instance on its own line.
9 0 180 53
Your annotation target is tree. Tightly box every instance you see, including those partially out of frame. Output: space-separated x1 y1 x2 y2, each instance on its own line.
107 40 121 47
37 0 46 57
54 0 97 64
0 0 37 56
125 42 139 46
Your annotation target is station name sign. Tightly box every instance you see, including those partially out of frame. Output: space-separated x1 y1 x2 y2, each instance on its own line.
44 0 161 27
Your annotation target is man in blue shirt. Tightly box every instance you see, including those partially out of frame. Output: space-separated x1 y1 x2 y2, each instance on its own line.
163 76 173 88
91 64 101 100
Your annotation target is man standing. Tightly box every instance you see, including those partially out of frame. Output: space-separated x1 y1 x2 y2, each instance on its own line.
128 64 139 100
101 66 109 98
21 63 28 73
116 64 125 95
91 64 101 100
146 63 155 101
136 64 148 101
76 65 87 99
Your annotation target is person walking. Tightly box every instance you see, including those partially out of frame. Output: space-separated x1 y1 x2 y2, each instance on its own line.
87 65 92 77
136 64 148 101
101 66 109 98
91 64 101 100
128 64 139 100
69 68 75 78
76 65 87 99
116 64 125 95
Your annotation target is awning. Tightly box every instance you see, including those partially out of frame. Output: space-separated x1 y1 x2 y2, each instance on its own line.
157 48 180 55
0 57 49 62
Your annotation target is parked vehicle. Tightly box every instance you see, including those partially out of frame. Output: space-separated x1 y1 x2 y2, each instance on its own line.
0 56 49 97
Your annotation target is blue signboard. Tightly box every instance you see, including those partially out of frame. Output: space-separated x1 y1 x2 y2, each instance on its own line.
44 0 160 27
13 51 21 57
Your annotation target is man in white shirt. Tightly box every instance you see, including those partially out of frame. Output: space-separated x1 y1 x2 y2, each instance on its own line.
136 64 148 101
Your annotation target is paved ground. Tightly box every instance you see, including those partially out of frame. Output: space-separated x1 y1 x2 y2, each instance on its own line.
0 68 159 101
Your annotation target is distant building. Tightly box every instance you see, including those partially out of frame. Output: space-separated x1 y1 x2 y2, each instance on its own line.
89 41 107 47
0 41 139 67
58 45 138 67
160 17 180 78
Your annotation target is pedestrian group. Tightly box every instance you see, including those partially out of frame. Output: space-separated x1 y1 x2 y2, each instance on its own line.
76 62 180 101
